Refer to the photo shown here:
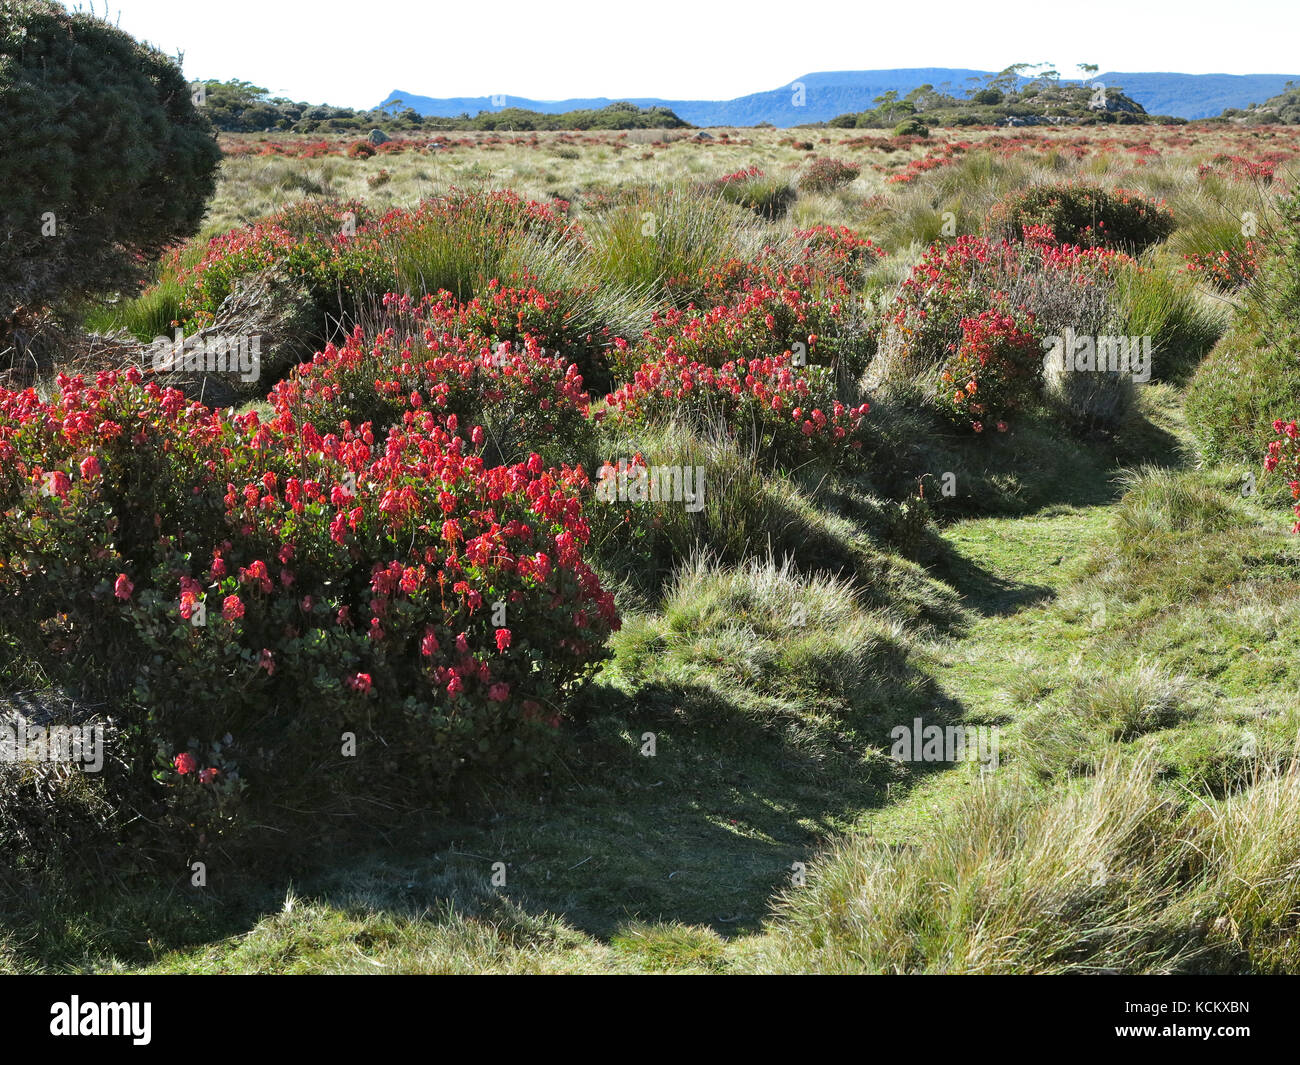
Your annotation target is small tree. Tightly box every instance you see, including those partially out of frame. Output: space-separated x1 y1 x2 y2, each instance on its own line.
0 1 221 326
873 90 900 123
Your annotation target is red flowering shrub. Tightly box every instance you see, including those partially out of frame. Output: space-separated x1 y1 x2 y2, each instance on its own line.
1264 419 1300 532
792 225 886 285
633 283 843 374
935 310 1042 432
887 232 1132 366
164 199 382 331
798 158 861 193
643 229 882 388
269 292 596 467
1197 155 1277 185
605 353 869 468
420 278 616 392
1183 242 1260 289
716 165 765 185
0 369 617 828
983 183 1174 253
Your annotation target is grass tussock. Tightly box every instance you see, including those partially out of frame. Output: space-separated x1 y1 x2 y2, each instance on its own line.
756 751 1300 974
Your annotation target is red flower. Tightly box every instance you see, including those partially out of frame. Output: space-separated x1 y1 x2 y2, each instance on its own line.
348 672 372 693
114 574 133 600
199 767 220 785
173 752 197 775
222 594 245 620
79 455 102 480
495 628 512 652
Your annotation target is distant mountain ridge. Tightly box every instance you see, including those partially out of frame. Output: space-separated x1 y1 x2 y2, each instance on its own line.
382 69 1300 126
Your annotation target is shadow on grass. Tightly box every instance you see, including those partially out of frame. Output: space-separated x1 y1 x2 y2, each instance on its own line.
0 649 974 967
926 537 1058 617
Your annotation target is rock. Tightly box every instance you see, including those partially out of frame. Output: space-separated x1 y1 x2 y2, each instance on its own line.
95 265 323 407
368 128 390 145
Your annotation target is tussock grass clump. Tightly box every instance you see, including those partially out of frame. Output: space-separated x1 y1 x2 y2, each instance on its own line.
609 921 729 973
756 754 1196 973
1110 465 1245 545
1162 171 1273 269
140 893 598 975
1188 763 1300 973
1186 192 1300 466
385 188 576 300
82 276 185 342
712 168 795 220
757 752 1300 973
867 152 1045 251
585 185 766 304
609 553 931 754
1114 259 1227 385
1067 466 1289 618
1019 660 1191 779
585 418 962 627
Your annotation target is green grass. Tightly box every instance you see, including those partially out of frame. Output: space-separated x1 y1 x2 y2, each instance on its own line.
585 185 766 304
1115 257 1228 384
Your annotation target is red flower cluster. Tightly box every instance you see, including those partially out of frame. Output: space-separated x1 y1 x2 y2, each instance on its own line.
173 752 219 783
606 351 869 466
1265 419 1300 534
268 291 594 462
715 165 765 184
1183 242 1260 289
1197 154 1277 185
937 310 1042 431
0 365 617 800
889 231 1132 365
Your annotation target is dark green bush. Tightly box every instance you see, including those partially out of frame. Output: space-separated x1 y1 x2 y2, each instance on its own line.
0 1 220 325
983 183 1175 252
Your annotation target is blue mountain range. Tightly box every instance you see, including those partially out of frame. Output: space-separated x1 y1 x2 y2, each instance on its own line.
381 68 1300 126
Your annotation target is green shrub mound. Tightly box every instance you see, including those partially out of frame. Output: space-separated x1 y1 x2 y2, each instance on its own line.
0 0 220 324
983 182 1175 252
1186 194 1300 466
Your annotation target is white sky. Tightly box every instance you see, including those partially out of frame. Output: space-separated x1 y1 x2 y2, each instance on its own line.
92 0 1300 109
